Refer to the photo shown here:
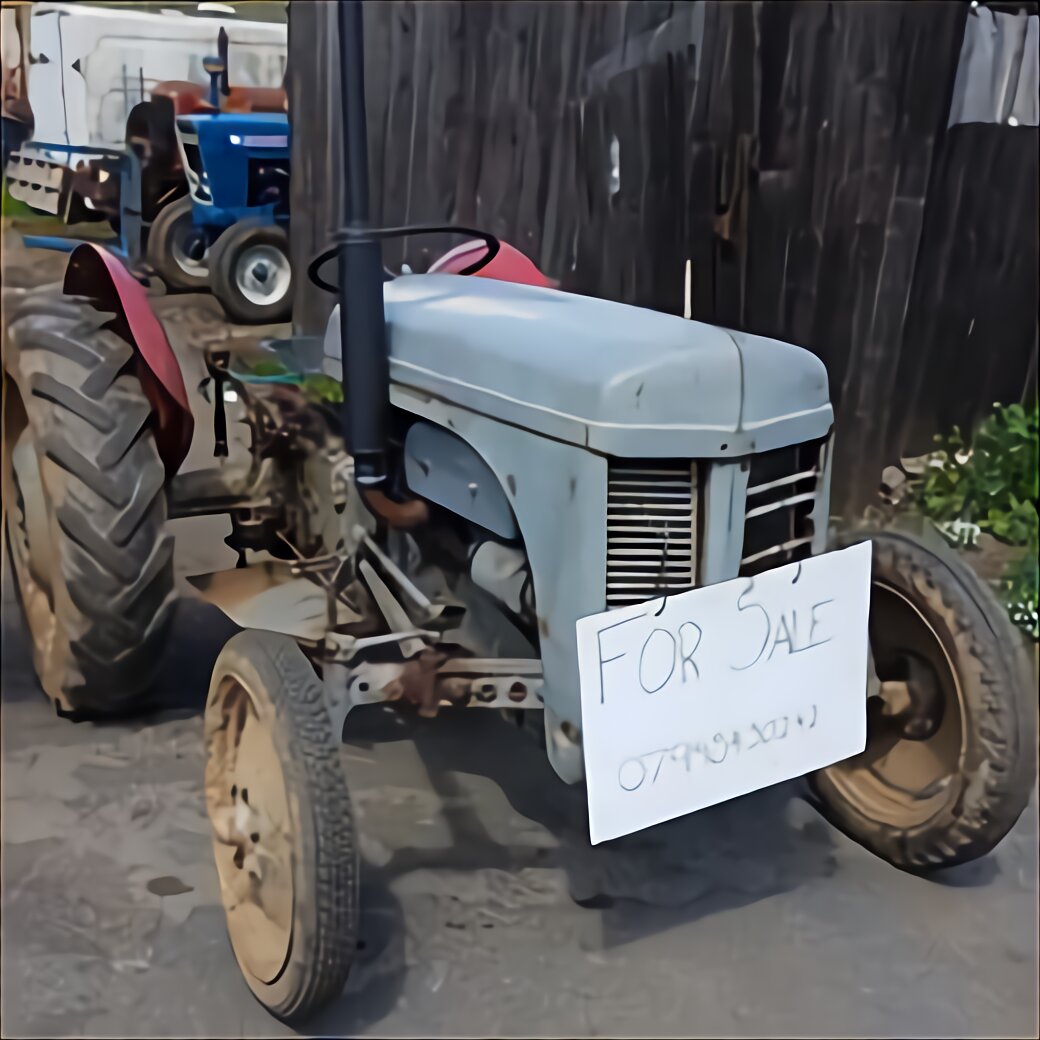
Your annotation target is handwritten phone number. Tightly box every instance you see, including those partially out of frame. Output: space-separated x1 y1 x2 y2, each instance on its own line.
617 705 819 792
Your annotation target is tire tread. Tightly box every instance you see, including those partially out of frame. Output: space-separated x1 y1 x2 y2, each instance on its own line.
5 296 175 714
812 527 1034 870
208 632 358 1022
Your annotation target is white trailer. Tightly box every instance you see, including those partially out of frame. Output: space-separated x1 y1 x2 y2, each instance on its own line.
5 2 286 216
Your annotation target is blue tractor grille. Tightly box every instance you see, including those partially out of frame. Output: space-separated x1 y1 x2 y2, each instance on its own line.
175 121 211 204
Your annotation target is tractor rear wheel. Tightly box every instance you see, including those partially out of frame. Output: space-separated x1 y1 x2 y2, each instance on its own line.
210 221 293 325
2 295 176 715
147 195 211 292
204 630 358 1021
811 528 1035 871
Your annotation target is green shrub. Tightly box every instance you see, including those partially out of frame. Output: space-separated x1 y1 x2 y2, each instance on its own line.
911 401 1038 639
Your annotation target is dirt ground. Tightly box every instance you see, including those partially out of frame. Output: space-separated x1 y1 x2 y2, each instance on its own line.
1 231 1037 1039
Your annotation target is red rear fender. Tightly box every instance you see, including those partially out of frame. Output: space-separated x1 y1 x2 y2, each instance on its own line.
64 244 193 477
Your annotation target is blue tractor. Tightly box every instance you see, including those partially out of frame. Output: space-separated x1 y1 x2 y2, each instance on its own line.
146 46 293 324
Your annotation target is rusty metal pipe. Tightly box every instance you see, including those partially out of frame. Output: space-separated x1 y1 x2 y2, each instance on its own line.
360 487 430 529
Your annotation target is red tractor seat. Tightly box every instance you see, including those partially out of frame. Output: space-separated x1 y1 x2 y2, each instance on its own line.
428 239 558 289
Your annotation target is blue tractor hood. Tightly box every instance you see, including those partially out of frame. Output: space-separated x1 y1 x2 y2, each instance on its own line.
175 111 290 143
174 111 290 218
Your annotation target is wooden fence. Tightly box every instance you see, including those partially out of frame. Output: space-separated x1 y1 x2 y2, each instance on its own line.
287 1 1038 513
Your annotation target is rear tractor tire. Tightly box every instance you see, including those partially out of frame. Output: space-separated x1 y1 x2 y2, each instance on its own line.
2 296 176 715
811 528 1035 871
204 630 358 1021
209 221 293 325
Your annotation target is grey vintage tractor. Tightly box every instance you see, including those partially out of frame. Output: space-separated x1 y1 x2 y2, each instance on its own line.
2 1 1033 1024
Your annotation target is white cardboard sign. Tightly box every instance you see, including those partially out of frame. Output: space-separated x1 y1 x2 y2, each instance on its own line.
576 541 872 844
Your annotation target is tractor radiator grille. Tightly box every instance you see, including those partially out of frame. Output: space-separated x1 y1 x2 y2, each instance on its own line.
739 440 822 576
606 460 698 608
182 143 205 183
175 125 212 205
182 143 212 203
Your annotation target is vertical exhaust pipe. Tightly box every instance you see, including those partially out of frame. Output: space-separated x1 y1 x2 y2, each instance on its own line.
337 0 388 488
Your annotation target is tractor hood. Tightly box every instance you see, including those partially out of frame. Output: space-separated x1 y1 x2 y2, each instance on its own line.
174 111 290 140
325 274 833 457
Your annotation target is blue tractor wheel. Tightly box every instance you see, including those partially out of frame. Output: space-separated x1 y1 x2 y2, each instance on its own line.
210 221 293 325
147 196 211 292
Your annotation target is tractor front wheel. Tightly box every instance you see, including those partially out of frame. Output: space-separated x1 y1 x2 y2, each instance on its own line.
204 630 358 1021
147 196 211 292
811 528 1035 871
209 222 293 325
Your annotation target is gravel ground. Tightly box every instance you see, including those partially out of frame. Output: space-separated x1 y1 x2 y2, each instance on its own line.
1 230 1037 1039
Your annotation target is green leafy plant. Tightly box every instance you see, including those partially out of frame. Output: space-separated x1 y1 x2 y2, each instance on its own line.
1002 551 1039 641
242 360 342 403
301 373 344 404
910 401 1038 639
250 359 291 378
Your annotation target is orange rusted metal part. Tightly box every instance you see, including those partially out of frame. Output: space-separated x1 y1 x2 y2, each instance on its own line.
151 81 211 115
382 649 449 717
151 81 287 115
361 488 430 530
223 87 288 114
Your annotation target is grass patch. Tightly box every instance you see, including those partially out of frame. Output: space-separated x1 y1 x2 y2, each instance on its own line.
1 181 41 220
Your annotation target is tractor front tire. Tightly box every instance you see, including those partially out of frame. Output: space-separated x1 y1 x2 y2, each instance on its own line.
811 528 1035 871
209 222 293 325
2 296 176 716
204 630 358 1021
147 196 210 292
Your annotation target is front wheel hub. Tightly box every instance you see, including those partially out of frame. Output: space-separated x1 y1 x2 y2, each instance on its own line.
205 677 294 984
235 243 291 306
824 579 965 829
874 655 944 741
171 222 210 275
185 232 208 262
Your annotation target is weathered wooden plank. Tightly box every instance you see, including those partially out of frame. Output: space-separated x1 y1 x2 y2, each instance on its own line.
289 0 1036 514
